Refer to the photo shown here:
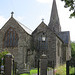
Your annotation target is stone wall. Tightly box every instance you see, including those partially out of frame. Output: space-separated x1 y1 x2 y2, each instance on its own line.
66 36 71 61
32 22 58 67
56 37 63 67
62 44 66 64
0 17 32 73
0 16 71 73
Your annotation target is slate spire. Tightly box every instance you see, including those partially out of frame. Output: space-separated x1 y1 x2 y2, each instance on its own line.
48 0 61 32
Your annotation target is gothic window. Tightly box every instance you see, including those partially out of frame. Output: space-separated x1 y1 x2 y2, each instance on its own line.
57 41 60 56
3 27 19 48
38 37 41 49
37 33 48 50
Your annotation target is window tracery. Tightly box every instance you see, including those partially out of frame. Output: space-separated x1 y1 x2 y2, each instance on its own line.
3 27 19 47
37 33 48 50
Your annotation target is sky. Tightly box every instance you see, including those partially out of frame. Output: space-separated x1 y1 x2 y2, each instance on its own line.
0 0 75 41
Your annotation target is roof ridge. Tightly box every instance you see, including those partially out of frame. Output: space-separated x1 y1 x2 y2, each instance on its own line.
32 21 47 34
13 17 32 35
17 20 32 32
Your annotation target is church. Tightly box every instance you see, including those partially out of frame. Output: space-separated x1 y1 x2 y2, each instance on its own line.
0 0 71 73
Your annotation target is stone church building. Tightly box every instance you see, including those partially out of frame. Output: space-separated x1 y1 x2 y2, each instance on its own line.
0 0 71 73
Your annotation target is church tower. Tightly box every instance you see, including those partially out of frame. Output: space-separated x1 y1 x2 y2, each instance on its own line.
48 0 61 33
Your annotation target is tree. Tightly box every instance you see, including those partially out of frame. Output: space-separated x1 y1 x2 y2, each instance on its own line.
71 42 75 57
61 0 75 18
0 50 9 66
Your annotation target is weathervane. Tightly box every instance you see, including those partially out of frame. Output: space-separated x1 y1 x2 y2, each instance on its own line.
11 11 14 17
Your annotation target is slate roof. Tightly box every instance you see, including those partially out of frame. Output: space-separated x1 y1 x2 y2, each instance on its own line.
17 21 32 35
57 31 70 44
6 17 32 35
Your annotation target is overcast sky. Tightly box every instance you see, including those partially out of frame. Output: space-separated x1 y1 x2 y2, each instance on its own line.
0 0 75 41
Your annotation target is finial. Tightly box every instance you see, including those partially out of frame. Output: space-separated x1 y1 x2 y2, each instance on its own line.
42 52 46 57
41 18 44 22
11 11 14 17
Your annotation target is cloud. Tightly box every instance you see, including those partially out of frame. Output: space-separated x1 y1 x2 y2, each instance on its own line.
0 16 7 29
36 0 50 3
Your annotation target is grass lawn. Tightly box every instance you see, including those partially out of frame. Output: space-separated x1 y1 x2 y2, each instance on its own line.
55 64 75 75
20 64 75 75
20 73 29 75
30 68 38 75
20 68 38 75
69 67 75 74
55 64 66 75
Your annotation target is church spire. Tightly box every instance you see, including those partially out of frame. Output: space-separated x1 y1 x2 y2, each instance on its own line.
48 0 61 32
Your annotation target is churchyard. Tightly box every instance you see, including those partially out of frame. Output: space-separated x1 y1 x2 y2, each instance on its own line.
1 42 75 75
0 47 75 75
0 0 72 74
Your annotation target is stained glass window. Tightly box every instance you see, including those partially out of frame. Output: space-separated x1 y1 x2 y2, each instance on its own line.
3 27 19 47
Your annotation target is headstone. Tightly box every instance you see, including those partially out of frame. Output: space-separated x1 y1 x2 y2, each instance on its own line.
40 53 47 75
5 53 14 75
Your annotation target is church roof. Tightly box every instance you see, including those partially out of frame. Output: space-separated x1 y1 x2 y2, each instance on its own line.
32 21 48 34
5 12 32 35
17 21 32 35
10 16 32 35
57 31 70 44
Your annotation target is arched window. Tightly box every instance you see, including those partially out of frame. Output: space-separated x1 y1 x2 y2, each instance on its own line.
37 33 48 50
3 27 19 48
57 41 60 56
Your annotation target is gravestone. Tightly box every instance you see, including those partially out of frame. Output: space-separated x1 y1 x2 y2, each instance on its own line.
40 53 48 75
5 53 14 75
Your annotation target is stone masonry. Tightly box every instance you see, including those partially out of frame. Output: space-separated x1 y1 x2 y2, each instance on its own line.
0 0 71 73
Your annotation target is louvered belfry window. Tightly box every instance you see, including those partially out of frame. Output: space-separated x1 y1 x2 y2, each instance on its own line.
3 27 19 47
